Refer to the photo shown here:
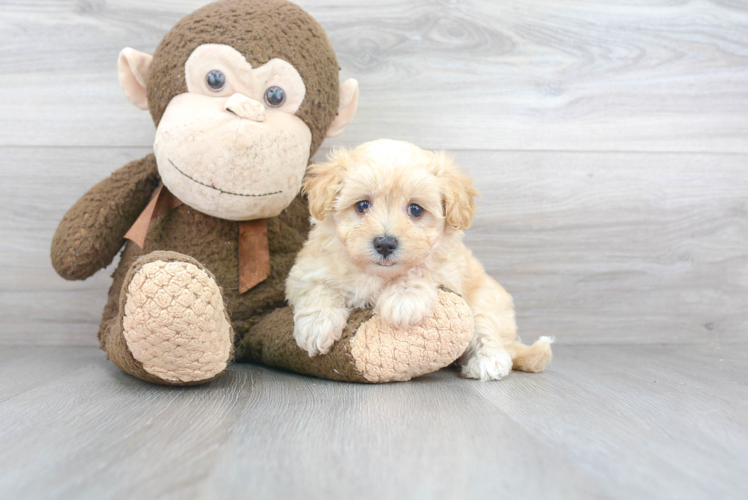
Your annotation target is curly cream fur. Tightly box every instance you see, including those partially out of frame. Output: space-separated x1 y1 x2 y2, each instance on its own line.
288 139 553 378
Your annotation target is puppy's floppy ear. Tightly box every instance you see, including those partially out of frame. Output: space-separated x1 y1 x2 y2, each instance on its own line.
304 148 351 220
431 151 480 230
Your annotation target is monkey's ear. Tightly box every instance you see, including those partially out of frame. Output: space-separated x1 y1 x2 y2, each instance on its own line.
326 79 359 138
118 48 153 110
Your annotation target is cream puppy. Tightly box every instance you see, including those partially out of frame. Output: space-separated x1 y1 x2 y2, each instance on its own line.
286 139 553 380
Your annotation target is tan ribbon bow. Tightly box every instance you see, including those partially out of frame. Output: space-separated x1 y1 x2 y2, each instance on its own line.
124 184 270 294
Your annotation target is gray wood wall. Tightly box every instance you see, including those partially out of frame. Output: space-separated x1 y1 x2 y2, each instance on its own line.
1 0 746 346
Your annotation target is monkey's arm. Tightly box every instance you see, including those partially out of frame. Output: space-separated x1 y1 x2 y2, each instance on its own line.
51 154 160 281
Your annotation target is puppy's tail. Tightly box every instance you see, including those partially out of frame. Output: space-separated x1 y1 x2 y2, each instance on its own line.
506 336 554 373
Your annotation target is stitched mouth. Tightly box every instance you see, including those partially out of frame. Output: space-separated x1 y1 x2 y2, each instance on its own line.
169 159 282 198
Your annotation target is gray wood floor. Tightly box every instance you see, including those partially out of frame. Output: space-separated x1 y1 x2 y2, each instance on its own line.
0 345 746 500
2 1 748 499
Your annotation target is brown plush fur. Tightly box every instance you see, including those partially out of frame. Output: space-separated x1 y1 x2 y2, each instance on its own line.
51 0 341 384
51 155 160 281
51 0 472 385
98 168 310 351
147 0 339 155
237 307 372 383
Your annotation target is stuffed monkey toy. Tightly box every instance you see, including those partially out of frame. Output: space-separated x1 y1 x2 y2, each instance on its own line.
51 0 473 385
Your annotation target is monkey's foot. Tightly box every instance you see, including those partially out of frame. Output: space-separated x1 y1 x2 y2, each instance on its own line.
348 290 474 382
238 289 474 383
117 251 233 384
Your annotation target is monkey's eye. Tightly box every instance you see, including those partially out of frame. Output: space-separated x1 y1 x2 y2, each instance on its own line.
408 204 424 218
264 86 286 107
206 70 226 92
355 200 371 214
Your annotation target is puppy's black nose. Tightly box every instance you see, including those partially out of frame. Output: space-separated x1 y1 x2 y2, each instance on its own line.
373 236 398 257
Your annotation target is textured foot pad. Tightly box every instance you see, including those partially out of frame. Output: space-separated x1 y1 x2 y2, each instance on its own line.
349 290 474 382
122 260 232 383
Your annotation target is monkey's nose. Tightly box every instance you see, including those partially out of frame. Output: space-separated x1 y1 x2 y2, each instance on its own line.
225 93 266 122
373 236 398 257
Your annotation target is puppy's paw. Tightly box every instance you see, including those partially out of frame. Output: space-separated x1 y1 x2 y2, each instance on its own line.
376 285 437 328
461 351 513 381
293 308 348 356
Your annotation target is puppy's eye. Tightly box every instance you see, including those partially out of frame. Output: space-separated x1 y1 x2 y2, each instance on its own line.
408 203 424 218
206 70 226 92
264 86 286 107
355 200 371 214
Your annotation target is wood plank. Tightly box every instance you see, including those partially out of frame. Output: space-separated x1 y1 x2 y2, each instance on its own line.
457 149 748 344
470 344 748 500
0 352 255 499
3 147 746 345
1 0 747 151
197 360 607 500
0 345 745 499
0 346 99 403
0 147 150 345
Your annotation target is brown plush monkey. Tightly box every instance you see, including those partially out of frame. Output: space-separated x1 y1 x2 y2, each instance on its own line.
51 0 473 385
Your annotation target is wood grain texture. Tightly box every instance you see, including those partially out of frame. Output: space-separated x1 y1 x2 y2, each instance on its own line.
457 149 748 344
0 147 151 345
1 1 747 345
0 345 745 500
3 147 746 345
1 0 747 151
3 3 747 498
0 148 748 345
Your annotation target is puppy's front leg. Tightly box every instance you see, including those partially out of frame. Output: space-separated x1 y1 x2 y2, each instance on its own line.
288 282 349 357
376 279 438 328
